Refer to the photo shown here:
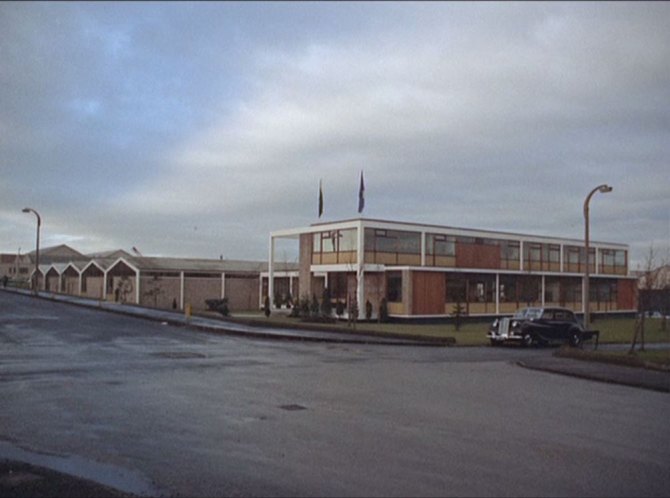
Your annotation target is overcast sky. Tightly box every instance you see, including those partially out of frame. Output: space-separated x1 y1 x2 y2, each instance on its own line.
1 2 668 268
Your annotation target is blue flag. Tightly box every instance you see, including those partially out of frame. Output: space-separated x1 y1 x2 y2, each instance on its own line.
318 180 324 218
358 171 365 214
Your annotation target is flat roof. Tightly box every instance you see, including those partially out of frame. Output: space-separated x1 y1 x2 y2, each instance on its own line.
287 217 627 249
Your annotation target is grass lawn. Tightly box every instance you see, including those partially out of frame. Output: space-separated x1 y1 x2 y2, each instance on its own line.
228 312 670 347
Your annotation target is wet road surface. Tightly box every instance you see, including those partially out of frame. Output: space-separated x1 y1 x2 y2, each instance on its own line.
1 291 669 497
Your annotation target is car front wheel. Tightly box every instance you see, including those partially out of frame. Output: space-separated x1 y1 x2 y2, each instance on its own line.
522 333 533 348
569 331 582 348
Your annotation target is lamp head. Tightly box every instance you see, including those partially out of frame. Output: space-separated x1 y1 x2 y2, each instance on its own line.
598 185 613 193
22 208 30 213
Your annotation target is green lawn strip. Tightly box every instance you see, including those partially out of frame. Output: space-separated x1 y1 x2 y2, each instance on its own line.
555 345 670 371
222 313 670 347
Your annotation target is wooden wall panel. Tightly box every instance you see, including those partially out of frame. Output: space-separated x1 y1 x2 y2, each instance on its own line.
412 272 445 315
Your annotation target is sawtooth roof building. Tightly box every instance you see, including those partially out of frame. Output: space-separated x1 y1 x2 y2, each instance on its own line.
2 245 297 314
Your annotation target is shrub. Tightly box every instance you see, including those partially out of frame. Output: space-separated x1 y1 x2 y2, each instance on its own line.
365 300 373 321
217 299 229 317
378 298 389 323
336 300 345 318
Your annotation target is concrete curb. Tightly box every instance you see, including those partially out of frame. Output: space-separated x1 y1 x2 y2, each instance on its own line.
2 288 445 347
517 360 670 393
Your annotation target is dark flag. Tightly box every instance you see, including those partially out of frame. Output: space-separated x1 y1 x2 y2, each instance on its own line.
318 179 324 218
357 170 365 214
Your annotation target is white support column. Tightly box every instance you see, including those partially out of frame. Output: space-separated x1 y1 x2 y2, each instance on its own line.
268 235 275 310
289 275 294 299
495 273 500 315
356 221 365 319
541 275 546 307
560 244 564 273
221 272 226 299
180 271 185 310
519 241 524 272
135 271 140 305
421 231 426 266
103 272 107 300
78 274 82 296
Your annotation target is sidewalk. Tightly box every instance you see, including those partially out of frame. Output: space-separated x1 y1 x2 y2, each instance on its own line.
518 355 670 393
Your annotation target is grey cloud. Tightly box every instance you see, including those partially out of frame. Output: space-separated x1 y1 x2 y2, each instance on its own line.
1 2 668 267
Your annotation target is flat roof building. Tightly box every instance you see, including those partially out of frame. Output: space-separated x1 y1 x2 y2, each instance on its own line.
269 218 636 319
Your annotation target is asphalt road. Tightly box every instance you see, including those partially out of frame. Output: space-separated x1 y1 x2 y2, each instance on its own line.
1 291 669 497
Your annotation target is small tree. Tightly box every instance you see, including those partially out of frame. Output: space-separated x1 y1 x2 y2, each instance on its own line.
629 245 668 353
264 296 271 317
452 301 465 331
348 296 359 329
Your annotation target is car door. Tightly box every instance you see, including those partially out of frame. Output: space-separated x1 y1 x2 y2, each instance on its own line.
535 309 556 342
553 310 574 341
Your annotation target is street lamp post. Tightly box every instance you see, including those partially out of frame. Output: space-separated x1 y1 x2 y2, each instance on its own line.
22 207 41 294
583 185 612 330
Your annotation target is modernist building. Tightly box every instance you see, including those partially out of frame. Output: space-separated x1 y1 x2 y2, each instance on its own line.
268 218 637 319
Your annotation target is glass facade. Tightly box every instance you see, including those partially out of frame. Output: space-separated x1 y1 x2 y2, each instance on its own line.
296 222 632 316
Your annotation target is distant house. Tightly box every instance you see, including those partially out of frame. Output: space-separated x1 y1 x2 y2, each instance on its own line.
634 265 670 290
1 244 86 285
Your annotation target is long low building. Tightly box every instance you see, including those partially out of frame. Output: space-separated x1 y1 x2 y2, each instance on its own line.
268 217 637 319
12 246 297 313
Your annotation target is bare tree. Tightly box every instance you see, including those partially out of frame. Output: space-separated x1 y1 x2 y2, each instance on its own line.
630 245 669 353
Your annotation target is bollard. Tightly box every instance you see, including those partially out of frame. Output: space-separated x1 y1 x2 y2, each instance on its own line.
185 303 192 321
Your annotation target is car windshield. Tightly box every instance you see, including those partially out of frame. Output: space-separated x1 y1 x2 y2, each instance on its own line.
513 308 543 319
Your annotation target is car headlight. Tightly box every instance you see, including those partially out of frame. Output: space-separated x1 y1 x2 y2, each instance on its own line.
492 319 499 328
511 320 519 328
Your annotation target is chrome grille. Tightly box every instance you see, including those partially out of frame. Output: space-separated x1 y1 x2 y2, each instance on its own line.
499 317 510 337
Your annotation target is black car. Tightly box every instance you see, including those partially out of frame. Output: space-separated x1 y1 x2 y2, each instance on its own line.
487 307 597 347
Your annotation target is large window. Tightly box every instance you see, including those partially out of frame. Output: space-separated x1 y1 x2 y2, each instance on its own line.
524 243 560 271
387 271 402 302
312 229 357 264
426 233 456 267
600 249 627 275
500 241 520 270
365 229 421 265
564 246 595 273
